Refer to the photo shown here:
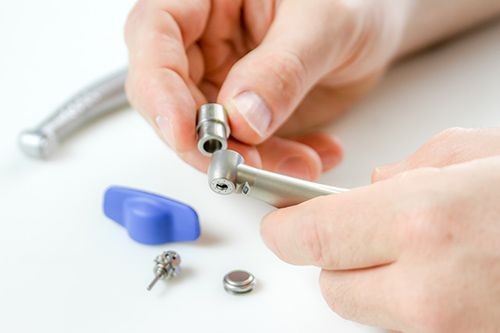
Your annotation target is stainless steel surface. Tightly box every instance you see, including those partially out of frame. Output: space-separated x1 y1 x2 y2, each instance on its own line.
196 103 230 156
18 68 129 159
208 150 348 208
146 274 162 291
223 270 256 294
147 250 181 291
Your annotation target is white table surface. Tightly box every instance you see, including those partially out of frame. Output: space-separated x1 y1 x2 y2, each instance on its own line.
1 1 499 332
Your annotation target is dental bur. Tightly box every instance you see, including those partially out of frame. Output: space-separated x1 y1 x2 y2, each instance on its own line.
196 104 348 208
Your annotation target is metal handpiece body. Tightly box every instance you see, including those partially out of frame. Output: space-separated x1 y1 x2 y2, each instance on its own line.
19 69 129 159
208 150 347 208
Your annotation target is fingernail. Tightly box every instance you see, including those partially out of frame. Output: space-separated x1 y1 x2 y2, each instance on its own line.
230 91 271 138
372 163 398 182
276 157 312 180
155 115 176 149
372 167 385 181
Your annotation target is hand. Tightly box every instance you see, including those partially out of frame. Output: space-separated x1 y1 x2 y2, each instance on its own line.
124 0 410 180
373 127 500 181
261 128 500 332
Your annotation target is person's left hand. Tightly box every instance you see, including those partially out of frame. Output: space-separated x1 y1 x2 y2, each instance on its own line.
125 0 411 180
261 127 500 332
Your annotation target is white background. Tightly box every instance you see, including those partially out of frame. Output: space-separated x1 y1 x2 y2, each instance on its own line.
0 1 499 332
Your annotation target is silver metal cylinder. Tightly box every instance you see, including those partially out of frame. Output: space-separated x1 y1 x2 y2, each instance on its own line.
207 149 244 194
196 103 230 156
223 270 256 294
18 69 129 159
236 164 347 207
208 150 348 208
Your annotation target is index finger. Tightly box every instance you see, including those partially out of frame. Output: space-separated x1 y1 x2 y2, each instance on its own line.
260 178 405 270
124 0 210 153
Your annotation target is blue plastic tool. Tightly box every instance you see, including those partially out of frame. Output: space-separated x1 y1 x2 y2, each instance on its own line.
103 186 200 245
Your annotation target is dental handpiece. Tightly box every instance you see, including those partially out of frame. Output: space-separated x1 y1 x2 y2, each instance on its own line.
196 104 348 208
18 68 129 159
17 69 347 207
208 149 347 208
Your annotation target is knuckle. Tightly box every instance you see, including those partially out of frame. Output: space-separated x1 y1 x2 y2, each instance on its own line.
297 215 323 264
260 49 308 102
260 208 293 260
296 198 333 267
400 191 456 249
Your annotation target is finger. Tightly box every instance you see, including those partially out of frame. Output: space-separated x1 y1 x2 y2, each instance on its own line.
257 137 323 181
186 44 204 84
276 72 383 137
125 0 210 49
181 134 329 179
198 79 219 103
125 0 210 152
178 139 262 173
260 181 402 270
241 0 275 48
293 133 343 171
372 127 500 182
218 1 345 144
199 0 274 86
199 0 246 87
126 69 201 153
319 266 403 331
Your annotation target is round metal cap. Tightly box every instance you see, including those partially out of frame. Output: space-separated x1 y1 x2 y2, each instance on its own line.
223 270 256 294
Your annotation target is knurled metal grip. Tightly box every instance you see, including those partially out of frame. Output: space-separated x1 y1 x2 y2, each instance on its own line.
196 104 230 156
18 69 128 159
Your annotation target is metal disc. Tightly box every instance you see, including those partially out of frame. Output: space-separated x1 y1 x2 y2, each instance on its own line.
223 270 256 294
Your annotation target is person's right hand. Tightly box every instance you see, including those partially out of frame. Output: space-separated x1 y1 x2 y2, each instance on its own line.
373 127 500 181
260 129 500 332
124 0 410 180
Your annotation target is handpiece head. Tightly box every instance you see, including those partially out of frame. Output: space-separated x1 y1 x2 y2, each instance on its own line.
196 104 230 156
18 129 58 159
207 150 244 195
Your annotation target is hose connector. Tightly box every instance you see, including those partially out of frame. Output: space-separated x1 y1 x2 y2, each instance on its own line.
196 103 230 156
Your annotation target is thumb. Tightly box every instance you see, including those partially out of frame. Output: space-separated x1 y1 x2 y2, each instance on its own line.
218 1 352 144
